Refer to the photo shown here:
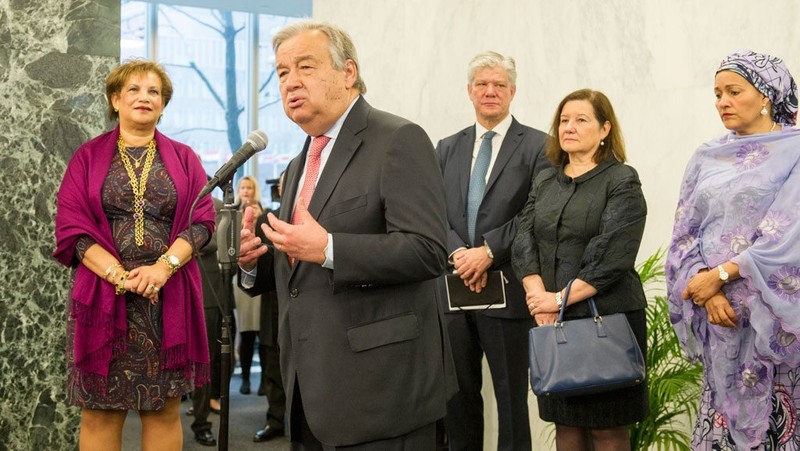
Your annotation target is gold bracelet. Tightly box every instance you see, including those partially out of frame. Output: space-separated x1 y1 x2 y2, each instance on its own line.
104 263 123 282
157 254 180 276
115 271 129 295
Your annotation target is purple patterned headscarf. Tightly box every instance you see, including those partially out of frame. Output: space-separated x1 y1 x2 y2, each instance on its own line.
717 49 798 126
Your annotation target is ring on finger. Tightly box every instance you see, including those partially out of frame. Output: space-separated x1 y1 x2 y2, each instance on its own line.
147 283 155 292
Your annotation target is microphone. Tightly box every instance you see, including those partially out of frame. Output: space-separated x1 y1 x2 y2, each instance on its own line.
197 130 268 199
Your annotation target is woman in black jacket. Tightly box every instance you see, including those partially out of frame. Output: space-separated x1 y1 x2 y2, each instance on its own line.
511 89 649 451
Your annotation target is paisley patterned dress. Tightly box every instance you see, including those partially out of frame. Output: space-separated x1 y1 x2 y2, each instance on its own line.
667 128 800 449
66 146 208 411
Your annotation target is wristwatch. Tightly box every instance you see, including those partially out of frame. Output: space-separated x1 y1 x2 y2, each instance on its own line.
555 290 563 309
158 254 180 275
484 241 494 259
717 265 729 284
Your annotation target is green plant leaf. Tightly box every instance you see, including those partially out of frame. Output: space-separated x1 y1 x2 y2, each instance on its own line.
629 248 702 451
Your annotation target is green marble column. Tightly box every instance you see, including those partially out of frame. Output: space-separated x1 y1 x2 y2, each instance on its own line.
0 1 119 449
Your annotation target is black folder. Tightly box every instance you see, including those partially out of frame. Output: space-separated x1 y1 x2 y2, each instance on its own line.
445 270 507 311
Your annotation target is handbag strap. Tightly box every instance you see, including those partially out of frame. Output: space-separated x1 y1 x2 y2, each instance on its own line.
556 279 600 325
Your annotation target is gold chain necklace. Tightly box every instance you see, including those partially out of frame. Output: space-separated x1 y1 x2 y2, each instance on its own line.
117 135 157 246
121 147 148 168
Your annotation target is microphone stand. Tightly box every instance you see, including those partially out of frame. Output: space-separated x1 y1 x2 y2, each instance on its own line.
216 180 241 451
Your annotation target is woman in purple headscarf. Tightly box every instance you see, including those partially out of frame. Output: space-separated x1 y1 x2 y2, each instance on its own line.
667 49 800 449
53 59 215 450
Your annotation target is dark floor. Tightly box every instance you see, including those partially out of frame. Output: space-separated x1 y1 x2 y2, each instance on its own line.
121 370 290 451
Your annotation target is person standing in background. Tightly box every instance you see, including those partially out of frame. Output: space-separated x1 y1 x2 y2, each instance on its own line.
252 172 287 443
53 59 215 451
667 50 800 449
236 176 263 217
233 175 265 395
435 51 548 451
237 20 456 450
189 197 234 447
512 88 649 451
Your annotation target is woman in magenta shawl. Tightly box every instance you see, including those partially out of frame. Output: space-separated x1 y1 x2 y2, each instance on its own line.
53 59 215 451
667 50 800 449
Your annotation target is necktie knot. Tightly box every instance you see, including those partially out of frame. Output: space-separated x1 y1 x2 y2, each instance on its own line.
310 135 330 158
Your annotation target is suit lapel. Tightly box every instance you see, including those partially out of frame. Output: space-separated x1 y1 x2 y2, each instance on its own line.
486 117 523 192
306 97 368 220
458 126 477 206
275 138 309 279
279 135 311 222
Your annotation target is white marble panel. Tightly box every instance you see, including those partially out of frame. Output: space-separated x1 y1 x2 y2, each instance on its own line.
315 0 800 261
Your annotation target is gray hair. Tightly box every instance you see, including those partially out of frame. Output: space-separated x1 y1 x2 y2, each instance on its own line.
467 51 517 87
272 20 367 94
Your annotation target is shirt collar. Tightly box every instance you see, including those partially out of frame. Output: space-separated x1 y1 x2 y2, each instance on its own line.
475 114 513 140
319 96 360 140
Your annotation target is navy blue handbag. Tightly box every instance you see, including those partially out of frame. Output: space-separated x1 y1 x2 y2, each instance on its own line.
528 279 646 397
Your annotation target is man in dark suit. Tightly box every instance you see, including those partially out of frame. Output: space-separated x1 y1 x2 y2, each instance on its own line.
252 175 286 443
435 51 549 451
237 20 456 450
190 198 233 447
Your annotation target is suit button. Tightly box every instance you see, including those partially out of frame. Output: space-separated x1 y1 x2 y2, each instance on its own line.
290 288 299 298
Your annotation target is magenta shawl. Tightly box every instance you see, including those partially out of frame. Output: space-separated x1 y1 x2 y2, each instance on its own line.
53 126 215 388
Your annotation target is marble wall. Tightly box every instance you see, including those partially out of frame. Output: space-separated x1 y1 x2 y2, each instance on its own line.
312 0 800 449
315 0 800 263
0 0 119 449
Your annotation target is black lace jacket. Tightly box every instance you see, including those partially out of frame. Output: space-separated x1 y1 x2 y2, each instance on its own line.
511 158 648 318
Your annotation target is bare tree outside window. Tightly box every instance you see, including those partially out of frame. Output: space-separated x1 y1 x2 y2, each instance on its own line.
120 1 306 200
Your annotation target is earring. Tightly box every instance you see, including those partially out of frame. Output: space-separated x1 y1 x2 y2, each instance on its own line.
761 104 769 116
114 108 118 112
600 140 605 146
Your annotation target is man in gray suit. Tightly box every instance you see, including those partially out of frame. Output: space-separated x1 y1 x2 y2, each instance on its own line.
435 51 549 451
237 20 455 450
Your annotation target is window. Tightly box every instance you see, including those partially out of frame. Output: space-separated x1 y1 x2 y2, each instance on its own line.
121 0 311 206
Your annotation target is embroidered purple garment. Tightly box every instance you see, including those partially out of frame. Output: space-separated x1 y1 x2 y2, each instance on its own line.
666 128 800 448
53 126 215 388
